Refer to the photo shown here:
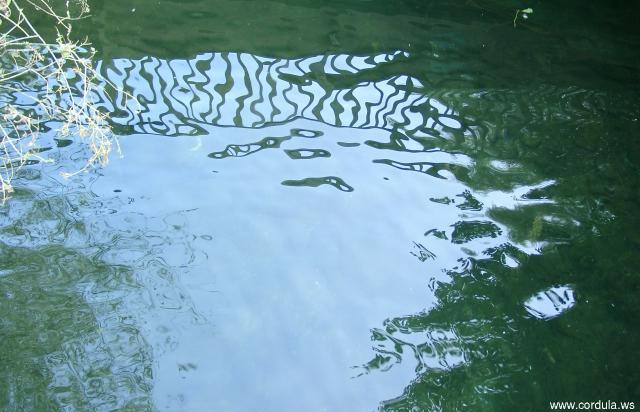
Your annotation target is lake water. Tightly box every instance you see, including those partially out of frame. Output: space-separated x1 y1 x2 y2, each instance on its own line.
2 0 639 410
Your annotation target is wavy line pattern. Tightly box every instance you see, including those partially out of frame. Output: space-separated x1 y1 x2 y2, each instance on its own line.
94 51 469 139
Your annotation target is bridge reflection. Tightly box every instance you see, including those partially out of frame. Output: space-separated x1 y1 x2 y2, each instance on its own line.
95 50 468 141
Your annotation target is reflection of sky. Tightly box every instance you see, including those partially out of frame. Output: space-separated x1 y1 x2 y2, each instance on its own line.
90 113 556 410
96 121 450 410
4 47 577 410
84 48 573 410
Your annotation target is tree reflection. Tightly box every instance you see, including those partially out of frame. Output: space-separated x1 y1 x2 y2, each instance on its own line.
0 173 205 410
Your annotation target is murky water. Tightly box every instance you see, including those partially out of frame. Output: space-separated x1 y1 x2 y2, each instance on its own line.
2 0 640 410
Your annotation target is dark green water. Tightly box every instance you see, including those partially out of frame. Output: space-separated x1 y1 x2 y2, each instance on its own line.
2 0 640 410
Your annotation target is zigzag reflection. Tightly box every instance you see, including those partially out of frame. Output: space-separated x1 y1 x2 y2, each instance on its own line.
95 50 468 138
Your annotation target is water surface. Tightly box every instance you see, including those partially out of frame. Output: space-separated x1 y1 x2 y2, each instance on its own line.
2 0 640 410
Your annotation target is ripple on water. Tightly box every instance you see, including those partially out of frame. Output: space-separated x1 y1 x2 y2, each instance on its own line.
281 176 354 192
5 26 633 409
0 174 206 410
524 285 576 320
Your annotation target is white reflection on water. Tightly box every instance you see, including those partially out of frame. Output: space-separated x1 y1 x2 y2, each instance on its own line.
524 285 576 320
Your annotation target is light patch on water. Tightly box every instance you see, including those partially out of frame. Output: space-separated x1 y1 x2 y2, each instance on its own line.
524 285 576 320
489 160 517 171
439 116 462 129
503 254 520 268
481 180 557 210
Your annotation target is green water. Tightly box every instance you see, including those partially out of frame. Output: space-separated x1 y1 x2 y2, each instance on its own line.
2 0 640 410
